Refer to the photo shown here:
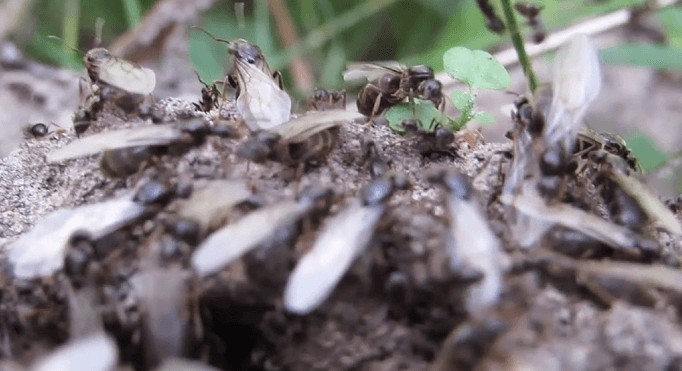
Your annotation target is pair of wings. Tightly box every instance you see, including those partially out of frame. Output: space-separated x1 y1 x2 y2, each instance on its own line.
47 110 362 163
234 59 292 130
342 61 406 82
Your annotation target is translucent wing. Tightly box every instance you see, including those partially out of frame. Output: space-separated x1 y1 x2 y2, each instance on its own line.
608 170 682 235
234 61 291 130
98 57 156 95
512 192 647 253
177 180 252 230
133 267 190 361
31 332 117 371
270 110 363 142
447 195 509 313
544 34 601 153
191 199 314 277
342 61 405 82
7 196 144 279
47 125 183 163
284 199 385 315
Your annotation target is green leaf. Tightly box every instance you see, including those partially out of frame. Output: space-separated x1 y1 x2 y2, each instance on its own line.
443 47 510 90
473 111 495 124
450 90 474 111
624 133 668 172
600 44 682 70
386 99 449 133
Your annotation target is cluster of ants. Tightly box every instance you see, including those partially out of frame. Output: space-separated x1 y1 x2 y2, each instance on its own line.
2 26 682 370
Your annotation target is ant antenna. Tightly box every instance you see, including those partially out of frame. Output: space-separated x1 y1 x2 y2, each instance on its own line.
190 26 232 45
47 35 83 55
193 70 210 87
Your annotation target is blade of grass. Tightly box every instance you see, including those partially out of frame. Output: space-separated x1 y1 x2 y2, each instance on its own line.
269 0 400 70
62 0 80 68
254 0 274 53
29 32 82 70
319 42 347 88
121 0 142 28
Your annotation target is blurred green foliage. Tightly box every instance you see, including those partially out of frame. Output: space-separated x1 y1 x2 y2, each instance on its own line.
7 0 682 173
15 0 682 89
23 0 156 69
601 44 682 69
625 133 669 171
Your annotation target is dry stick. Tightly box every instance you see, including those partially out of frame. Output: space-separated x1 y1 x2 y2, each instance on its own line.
436 0 681 87
267 0 315 93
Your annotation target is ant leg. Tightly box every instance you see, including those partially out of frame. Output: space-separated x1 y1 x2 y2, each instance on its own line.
272 71 284 90
340 89 347 109
293 163 305 194
370 95 383 119
214 76 231 120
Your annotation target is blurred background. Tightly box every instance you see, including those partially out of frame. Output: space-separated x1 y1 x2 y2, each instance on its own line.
7 0 678 89
0 0 681 193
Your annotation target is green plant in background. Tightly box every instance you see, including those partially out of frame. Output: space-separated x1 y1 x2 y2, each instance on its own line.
385 47 510 133
22 0 155 70
7 0 682 177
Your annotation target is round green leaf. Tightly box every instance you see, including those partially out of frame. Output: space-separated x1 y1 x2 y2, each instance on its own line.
443 47 511 90
450 90 474 111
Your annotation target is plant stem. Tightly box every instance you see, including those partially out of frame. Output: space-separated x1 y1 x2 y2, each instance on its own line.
499 0 538 92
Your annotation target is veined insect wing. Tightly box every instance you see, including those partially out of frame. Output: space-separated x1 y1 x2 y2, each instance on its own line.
552 34 601 111
177 180 252 232
235 61 292 131
7 196 144 279
608 169 682 235
87 47 156 95
47 124 184 163
191 197 317 277
283 198 385 314
544 34 601 152
342 61 405 82
283 176 401 314
270 110 363 142
512 192 657 254
133 267 191 362
431 171 509 313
